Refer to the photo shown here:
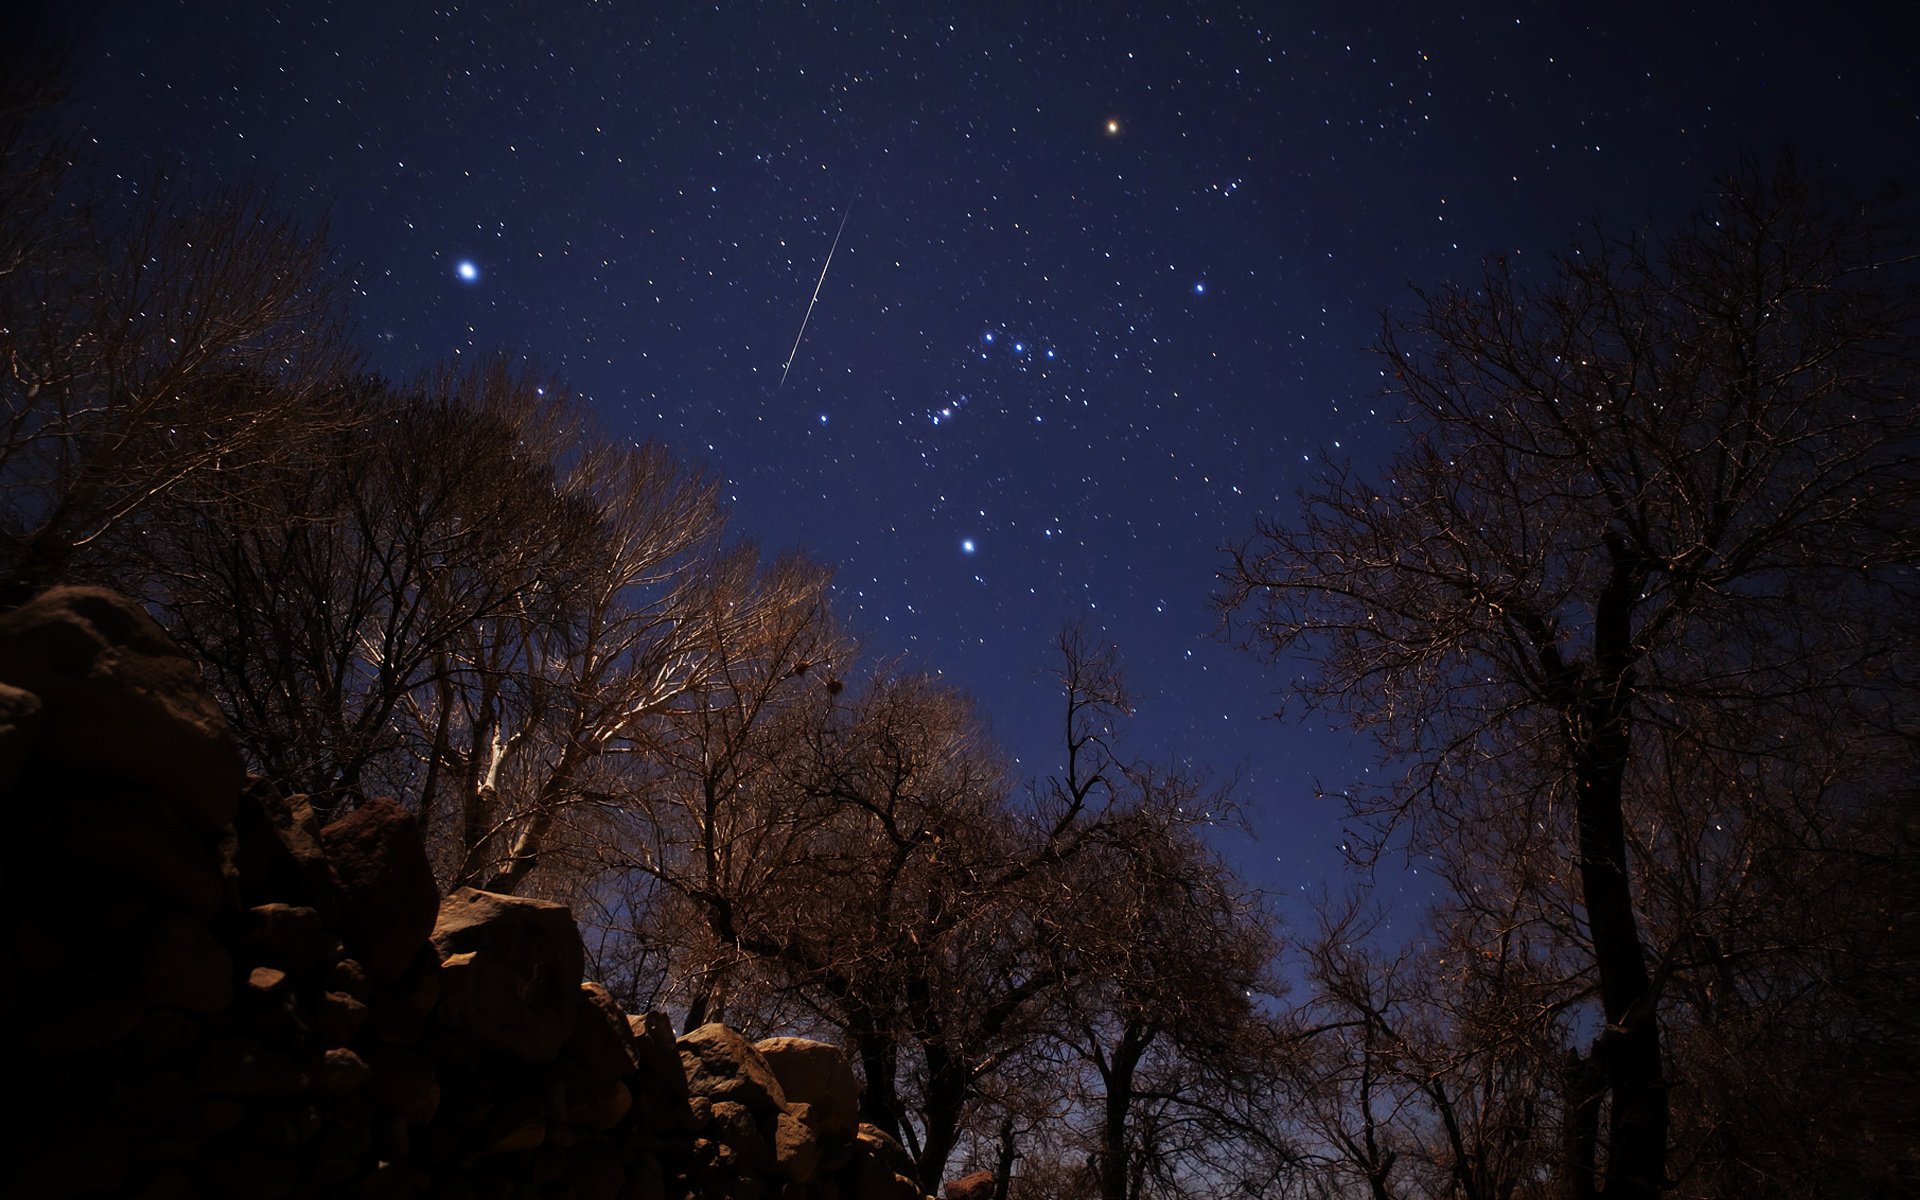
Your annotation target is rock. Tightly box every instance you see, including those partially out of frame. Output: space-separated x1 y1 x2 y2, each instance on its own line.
246 1101 324 1149
139 913 234 1013
196 1032 308 1096
480 1096 548 1156
312 989 370 1043
65 787 224 919
629 1010 692 1106
310 1046 373 1096
361 1043 441 1124
243 902 342 973
563 981 641 1082
0 681 42 797
945 1169 995 1200
197 1146 298 1200
230 784 336 909
319 797 438 980
246 965 289 996
0 587 243 831
755 1036 861 1140
124 1165 198 1200
707 1098 775 1174
326 956 371 1001
22 991 146 1055
680 1022 789 1115
774 1104 822 1183
430 887 584 1063
855 1123 920 1184
368 949 440 1044
564 1077 632 1131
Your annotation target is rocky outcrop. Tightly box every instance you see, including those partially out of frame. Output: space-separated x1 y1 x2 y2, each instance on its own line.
0 587 939 1200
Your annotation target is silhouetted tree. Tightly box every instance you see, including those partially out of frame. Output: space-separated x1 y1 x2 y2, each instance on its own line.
0 128 349 595
1222 161 1918 1199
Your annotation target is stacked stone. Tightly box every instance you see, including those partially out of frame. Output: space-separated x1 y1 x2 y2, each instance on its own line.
0 589 938 1200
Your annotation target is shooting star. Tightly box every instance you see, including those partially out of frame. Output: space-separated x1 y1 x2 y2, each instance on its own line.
778 200 853 391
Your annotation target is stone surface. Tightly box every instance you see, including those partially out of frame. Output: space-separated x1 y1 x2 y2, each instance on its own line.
431 887 585 1063
139 913 233 1014
309 1046 372 1096
945 1168 995 1200
774 1105 823 1183
756 1035 861 1140
706 1098 775 1174
244 903 342 973
564 981 641 1082
679 1022 788 1114
855 1123 920 1184
319 797 438 981
361 1043 441 1124
230 785 336 910
67 787 225 919
0 681 42 797
0 586 243 831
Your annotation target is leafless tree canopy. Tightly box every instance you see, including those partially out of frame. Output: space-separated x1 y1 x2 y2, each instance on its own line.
1222 161 1919 1199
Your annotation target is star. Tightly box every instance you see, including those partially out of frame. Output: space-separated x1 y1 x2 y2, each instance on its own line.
1105 118 1121 135
960 538 976 554
455 260 480 283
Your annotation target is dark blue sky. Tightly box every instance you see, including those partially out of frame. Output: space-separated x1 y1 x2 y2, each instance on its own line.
71 1 1916 911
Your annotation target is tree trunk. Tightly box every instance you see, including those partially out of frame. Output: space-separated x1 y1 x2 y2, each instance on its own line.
915 1038 969 1191
1566 562 1667 1200
1098 1024 1148 1200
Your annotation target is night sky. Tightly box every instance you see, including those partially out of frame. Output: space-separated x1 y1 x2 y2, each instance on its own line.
69 2 1916 908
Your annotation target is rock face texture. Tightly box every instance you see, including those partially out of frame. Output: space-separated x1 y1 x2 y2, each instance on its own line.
0 588 942 1200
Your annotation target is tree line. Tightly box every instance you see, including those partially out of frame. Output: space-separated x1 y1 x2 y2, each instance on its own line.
4 38 1913 1198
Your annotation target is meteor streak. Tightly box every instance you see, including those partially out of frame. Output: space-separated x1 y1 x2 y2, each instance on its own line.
779 200 852 391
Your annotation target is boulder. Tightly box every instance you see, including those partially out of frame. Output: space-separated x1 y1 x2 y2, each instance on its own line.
565 1077 633 1131
139 913 233 1014
430 887 584 1063
308 1046 372 1096
563 981 640 1082
68 788 224 919
755 1035 860 1139
0 681 41 795
360 1043 441 1124
774 1104 822 1182
706 1098 775 1174
945 1169 995 1200
70 787 224 917
855 1123 920 1184
628 1010 693 1128
678 1022 787 1114
230 786 336 909
319 797 438 980
0 587 243 831
243 903 342 973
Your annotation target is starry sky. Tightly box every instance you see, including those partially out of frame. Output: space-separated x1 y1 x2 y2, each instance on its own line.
68 1 1916 907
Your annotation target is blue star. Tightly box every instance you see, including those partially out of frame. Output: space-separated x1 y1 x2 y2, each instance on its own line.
960 538 976 554
456 260 481 283
1192 280 1206 295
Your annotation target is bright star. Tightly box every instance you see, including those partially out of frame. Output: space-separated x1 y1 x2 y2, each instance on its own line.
455 260 480 282
1192 280 1206 294
1105 118 1121 135
961 538 976 554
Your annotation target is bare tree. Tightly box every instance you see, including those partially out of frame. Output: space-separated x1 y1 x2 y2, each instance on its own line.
1221 162 1918 1199
1056 811 1291 1200
141 360 821 917
0 126 350 595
